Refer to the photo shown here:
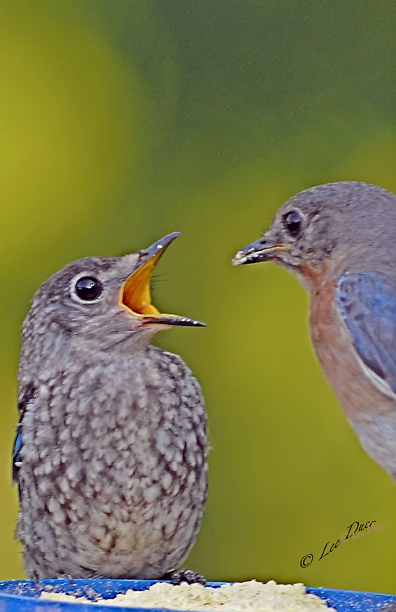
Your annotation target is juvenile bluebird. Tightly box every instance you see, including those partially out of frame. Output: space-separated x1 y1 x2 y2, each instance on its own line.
233 181 396 480
14 232 208 580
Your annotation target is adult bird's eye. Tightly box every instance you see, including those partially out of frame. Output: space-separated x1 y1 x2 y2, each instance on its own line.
74 276 103 301
284 210 302 236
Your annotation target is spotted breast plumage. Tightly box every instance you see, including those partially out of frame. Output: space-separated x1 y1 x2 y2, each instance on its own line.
14 232 208 580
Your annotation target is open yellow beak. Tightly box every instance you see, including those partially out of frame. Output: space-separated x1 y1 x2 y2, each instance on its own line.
120 232 206 328
122 249 163 316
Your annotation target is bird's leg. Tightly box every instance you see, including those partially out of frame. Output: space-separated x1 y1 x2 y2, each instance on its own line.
162 568 206 585
31 569 40 591
57 573 77 585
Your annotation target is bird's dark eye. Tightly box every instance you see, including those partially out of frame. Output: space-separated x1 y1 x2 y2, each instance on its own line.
284 210 302 236
74 276 103 301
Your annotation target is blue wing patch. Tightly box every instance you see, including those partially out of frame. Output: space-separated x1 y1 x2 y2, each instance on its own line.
12 425 22 490
336 272 396 394
13 382 36 498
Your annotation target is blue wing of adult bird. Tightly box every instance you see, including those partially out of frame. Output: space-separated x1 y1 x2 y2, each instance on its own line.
336 272 396 395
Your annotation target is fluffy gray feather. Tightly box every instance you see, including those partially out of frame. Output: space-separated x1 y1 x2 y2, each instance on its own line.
15 235 208 579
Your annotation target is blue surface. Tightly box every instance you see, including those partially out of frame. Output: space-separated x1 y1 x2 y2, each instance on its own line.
0 580 394 612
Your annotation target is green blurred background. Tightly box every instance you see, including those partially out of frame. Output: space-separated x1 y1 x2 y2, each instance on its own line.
1 0 395 593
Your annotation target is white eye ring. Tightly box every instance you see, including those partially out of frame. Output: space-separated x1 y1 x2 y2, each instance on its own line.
70 273 103 304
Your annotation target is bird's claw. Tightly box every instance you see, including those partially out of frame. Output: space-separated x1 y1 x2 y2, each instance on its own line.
162 568 206 585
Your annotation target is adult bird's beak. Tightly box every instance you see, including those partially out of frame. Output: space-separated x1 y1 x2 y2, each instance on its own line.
232 236 290 266
120 232 206 327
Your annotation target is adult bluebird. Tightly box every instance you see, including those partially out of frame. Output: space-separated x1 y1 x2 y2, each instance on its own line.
233 181 396 480
14 232 208 580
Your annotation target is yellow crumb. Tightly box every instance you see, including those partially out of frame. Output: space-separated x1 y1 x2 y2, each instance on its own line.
40 580 334 611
